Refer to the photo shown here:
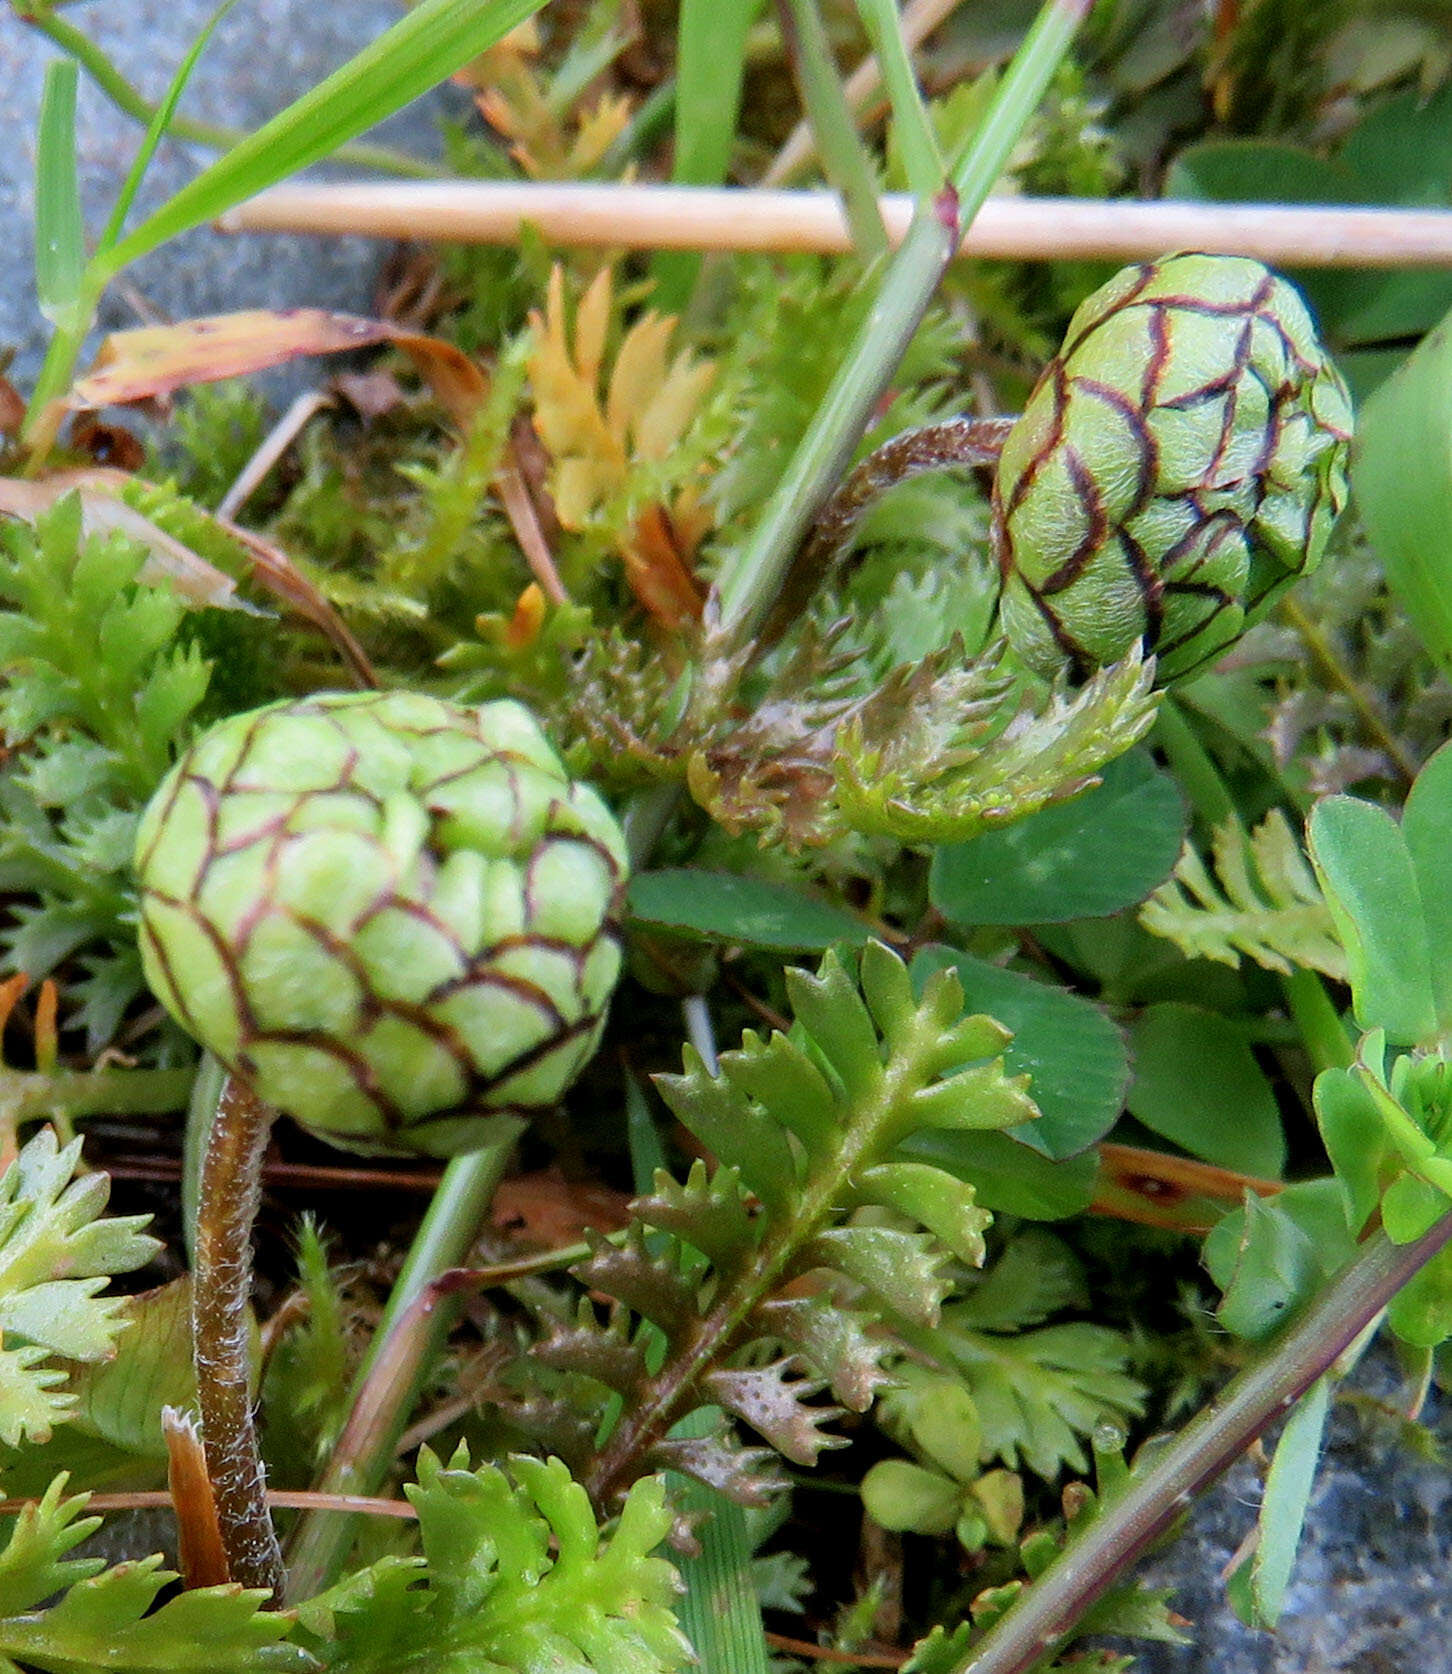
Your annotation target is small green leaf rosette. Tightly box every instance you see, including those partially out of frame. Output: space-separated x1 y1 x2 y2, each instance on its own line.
993 252 1353 680
135 691 628 1157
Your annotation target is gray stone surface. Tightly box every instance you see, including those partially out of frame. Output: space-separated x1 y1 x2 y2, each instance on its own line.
0 0 453 406
1112 1352 1452 1673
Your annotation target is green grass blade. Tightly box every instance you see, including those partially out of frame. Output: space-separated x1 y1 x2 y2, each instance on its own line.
34 60 86 330
651 0 764 311
21 3 444 178
96 0 241 257
776 0 888 258
715 0 1093 646
856 0 942 196
98 0 546 277
669 1409 773 1674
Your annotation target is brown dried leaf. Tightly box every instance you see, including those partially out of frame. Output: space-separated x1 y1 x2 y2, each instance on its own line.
0 375 25 438
219 519 377 688
389 330 489 432
64 310 487 434
69 310 396 408
164 1405 230 1588
492 1166 633 1248
622 497 708 630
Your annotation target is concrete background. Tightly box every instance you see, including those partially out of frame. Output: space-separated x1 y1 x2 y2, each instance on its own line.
0 0 450 404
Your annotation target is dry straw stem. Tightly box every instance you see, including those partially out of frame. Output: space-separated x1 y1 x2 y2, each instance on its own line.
221 183 1452 269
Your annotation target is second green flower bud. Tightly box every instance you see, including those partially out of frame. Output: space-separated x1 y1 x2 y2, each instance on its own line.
993 252 1354 681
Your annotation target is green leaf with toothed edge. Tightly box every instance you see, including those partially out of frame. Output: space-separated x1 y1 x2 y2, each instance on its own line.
854 1161 992 1267
0 1129 159 1449
512 942 1039 1509
900 1129 1097 1221
0 1484 308 1673
296 1449 689 1674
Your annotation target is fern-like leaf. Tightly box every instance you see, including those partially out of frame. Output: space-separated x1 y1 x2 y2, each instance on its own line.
923 1313 1145 1482
0 497 213 1045
831 646 1159 844
0 1129 159 1446
0 1475 308 1674
1140 810 1347 978
298 1449 690 1674
880 1232 1145 1486
557 622 1156 852
514 942 1039 1510
0 495 208 799
682 639 1158 850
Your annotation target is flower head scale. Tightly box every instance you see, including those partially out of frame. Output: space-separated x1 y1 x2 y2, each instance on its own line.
136 691 628 1157
993 252 1353 681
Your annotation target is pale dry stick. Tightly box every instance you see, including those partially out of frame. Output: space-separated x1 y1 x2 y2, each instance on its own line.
222 183 1452 270
765 0 969 187
217 389 333 520
495 433 570 606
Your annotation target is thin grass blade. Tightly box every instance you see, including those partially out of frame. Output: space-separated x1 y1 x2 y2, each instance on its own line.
35 61 86 331
96 0 242 257
775 0 889 259
669 1408 774 1674
715 0 1093 644
857 0 942 196
99 0 546 276
651 0 764 311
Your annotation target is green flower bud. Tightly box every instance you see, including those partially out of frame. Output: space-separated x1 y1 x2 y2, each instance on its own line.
135 692 628 1157
993 252 1353 681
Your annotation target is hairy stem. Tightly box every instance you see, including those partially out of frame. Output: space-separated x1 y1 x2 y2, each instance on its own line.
951 1209 1452 1674
191 1074 284 1599
761 415 1012 642
283 1132 517 1600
